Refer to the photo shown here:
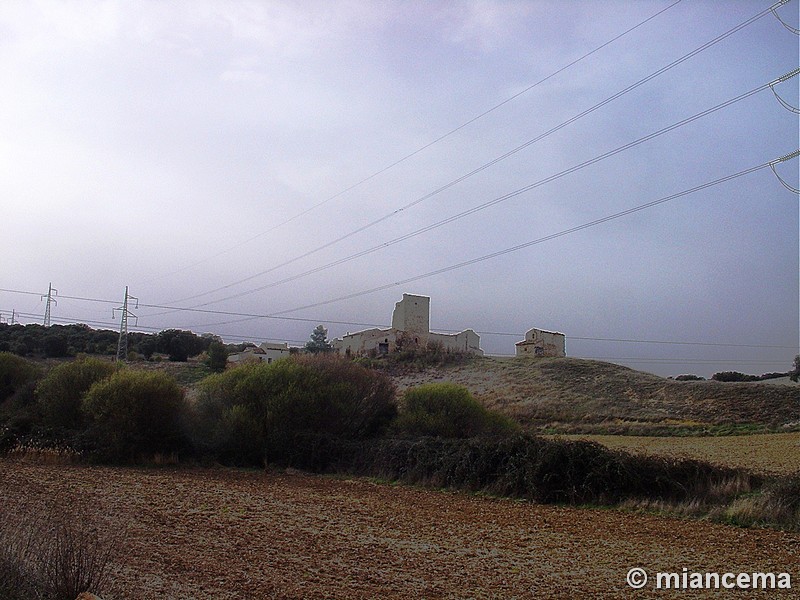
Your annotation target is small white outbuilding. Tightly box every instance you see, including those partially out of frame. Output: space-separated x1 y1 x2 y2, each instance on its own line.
515 328 566 358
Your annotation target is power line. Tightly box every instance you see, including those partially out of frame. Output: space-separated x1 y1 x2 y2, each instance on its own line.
264 153 795 317
156 1 772 310
574 357 795 366
772 0 800 34
6 311 307 345
4 306 796 353
769 149 800 193
9 156 785 342
137 0 685 288
162 78 781 310
465 331 799 350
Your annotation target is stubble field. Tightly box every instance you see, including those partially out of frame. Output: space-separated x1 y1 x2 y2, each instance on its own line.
1 460 798 599
554 432 800 476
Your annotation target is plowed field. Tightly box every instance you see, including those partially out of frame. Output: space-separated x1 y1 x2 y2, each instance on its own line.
1 461 798 599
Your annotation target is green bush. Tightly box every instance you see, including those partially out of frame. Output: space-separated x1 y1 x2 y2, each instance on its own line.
206 341 228 372
35 357 115 430
0 352 39 403
82 370 187 462
712 371 759 382
674 374 704 381
194 354 397 466
393 383 517 438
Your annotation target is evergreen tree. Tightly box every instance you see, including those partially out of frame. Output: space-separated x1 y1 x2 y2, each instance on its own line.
207 341 229 372
305 325 332 354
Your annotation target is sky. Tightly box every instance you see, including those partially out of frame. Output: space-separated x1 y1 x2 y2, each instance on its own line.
1 0 798 378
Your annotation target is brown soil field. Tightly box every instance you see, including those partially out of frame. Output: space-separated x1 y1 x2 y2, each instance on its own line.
1 460 798 599
553 432 800 476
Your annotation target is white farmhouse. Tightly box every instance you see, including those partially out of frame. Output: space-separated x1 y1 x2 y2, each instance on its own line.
515 328 566 358
227 341 292 365
333 293 483 357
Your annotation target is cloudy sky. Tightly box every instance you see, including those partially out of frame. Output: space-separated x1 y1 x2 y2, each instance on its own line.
1 0 798 377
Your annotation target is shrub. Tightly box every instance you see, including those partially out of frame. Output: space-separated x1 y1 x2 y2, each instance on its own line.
35 357 115 430
393 383 517 438
193 355 397 466
0 495 118 600
712 371 759 382
0 352 39 403
331 434 758 507
82 370 188 462
206 341 228 373
675 374 704 381
42 335 69 358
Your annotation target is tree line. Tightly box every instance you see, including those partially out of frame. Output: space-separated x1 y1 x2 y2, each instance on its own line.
0 323 243 362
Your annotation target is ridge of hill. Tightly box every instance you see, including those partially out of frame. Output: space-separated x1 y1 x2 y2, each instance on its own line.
390 357 800 434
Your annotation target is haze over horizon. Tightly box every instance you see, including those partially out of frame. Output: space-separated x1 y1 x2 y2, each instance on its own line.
1 0 798 378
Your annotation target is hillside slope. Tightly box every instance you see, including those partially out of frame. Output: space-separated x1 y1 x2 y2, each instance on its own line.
391 357 800 434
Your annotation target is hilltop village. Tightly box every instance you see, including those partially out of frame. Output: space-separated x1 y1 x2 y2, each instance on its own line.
228 293 566 364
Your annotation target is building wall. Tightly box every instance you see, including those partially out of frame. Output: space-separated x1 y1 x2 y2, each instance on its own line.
228 342 292 365
391 294 430 342
259 342 291 363
332 328 397 356
332 293 482 357
515 328 566 357
429 329 483 355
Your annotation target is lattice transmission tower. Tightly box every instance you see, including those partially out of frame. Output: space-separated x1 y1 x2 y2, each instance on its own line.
114 286 138 362
41 283 58 327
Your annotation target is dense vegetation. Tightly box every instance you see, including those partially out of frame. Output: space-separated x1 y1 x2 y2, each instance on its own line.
0 350 797 533
393 383 517 438
193 355 397 466
82 370 188 462
0 323 228 362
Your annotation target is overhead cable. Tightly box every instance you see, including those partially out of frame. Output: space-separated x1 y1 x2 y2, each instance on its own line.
179 80 775 308
4 307 795 352
138 0 684 287
769 67 800 113
770 149 800 193
266 153 791 317
155 2 774 310
771 0 800 34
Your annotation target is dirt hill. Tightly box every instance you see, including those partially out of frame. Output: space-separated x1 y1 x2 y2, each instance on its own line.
391 356 800 434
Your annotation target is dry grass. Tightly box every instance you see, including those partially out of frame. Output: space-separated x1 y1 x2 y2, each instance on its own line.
0 489 121 600
392 356 800 433
5 443 83 465
552 432 800 476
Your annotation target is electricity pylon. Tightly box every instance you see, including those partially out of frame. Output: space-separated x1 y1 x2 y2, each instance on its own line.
41 283 57 327
114 286 138 362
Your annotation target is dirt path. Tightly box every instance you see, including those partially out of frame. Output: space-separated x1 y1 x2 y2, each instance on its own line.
1 461 797 599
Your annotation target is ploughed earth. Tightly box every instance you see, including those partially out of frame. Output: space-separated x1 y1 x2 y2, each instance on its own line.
1 461 798 599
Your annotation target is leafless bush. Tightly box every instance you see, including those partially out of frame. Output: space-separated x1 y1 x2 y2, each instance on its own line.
0 494 120 600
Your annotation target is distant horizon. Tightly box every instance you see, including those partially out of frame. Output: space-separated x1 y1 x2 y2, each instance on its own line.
2 1 797 378
2 313 797 381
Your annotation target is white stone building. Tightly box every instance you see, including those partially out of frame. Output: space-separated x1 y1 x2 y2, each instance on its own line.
227 341 292 365
515 328 566 358
333 293 483 357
